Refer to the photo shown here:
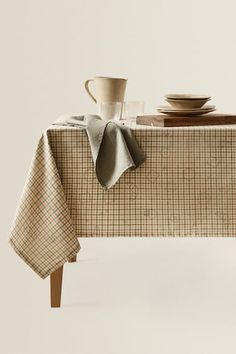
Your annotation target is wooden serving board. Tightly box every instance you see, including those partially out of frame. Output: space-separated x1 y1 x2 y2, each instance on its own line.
136 114 236 127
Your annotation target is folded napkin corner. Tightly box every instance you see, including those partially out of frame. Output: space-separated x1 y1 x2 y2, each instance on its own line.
54 114 145 189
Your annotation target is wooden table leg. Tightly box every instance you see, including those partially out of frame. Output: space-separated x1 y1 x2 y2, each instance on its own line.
68 255 77 263
50 266 63 308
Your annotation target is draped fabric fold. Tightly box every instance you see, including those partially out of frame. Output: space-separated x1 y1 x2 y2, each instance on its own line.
54 115 145 188
9 132 81 279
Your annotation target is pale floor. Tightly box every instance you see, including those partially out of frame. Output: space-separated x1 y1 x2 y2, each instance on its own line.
1 237 236 354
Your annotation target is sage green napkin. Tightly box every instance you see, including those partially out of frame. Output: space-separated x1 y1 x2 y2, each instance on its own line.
53 114 145 189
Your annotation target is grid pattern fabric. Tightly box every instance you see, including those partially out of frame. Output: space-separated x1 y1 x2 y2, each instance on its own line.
9 133 80 279
9 122 236 278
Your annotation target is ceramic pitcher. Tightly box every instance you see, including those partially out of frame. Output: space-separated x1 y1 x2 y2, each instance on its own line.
84 76 127 103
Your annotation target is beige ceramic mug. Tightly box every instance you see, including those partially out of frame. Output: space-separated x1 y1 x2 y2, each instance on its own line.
84 76 127 103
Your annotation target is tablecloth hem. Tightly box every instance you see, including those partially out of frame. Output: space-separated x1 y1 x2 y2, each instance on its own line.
73 234 236 238
9 239 81 279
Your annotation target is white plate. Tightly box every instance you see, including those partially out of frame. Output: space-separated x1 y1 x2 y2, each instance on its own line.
157 105 216 116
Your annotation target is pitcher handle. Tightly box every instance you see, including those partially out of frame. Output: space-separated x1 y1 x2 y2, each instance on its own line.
84 79 97 103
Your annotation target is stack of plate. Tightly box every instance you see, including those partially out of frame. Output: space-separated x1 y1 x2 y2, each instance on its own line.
157 94 215 116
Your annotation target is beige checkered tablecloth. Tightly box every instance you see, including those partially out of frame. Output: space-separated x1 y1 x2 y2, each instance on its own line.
9 120 236 278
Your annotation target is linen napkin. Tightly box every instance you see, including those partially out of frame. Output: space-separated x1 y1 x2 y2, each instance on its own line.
53 114 145 189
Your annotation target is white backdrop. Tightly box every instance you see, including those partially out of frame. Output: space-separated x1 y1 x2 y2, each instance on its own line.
1 1 236 353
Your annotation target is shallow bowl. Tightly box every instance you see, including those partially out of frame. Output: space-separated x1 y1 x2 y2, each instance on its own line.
166 97 210 109
165 94 211 100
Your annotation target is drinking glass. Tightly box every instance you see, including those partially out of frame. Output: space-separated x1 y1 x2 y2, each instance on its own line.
123 101 144 119
98 102 123 121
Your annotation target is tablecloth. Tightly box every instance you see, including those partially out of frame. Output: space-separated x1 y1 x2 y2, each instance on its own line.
9 120 236 278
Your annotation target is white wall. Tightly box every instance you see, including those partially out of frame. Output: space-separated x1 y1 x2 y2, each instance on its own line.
2 0 236 123
1 1 236 353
